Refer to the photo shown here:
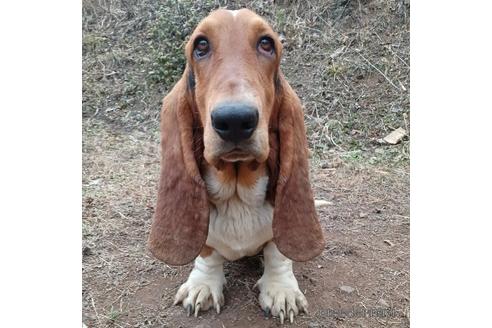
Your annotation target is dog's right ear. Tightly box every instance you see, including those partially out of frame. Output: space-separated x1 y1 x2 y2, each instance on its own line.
148 67 209 266
269 74 325 262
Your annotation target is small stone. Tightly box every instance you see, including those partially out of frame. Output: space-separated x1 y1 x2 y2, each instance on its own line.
89 179 101 185
359 212 369 218
340 285 355 294
82 246 92 256
391 106 403 113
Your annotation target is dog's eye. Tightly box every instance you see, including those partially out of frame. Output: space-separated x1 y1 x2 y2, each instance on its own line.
194 38 210 59
258 36 274 55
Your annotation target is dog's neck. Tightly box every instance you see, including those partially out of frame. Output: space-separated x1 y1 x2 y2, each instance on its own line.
203 161 268 205
203 160 273 261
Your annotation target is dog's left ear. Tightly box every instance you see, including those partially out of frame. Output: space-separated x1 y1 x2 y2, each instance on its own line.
271 75 325 262
148 68 209 266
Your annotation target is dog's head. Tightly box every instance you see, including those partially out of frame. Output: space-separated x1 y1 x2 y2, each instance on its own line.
185 9 282 167
148 9 324 265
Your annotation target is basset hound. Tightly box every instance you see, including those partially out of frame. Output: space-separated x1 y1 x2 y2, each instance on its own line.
148 8 325 324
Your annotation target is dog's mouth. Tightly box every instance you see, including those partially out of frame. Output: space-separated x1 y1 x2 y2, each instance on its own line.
220 148 255 162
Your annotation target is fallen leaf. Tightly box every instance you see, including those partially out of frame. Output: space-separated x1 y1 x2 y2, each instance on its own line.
383 127 407 144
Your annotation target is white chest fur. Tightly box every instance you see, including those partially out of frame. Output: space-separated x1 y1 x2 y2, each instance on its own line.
204 167 273 261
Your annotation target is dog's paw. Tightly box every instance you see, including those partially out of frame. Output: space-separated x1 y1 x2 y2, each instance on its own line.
256 274 308 324
174 277 225 317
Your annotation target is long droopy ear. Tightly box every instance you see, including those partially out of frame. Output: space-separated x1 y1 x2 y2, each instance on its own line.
271 75 325 262
148 70 209 266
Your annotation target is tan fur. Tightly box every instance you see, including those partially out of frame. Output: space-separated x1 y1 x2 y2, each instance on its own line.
214 162 238 185
200 245 215 258
238 162 266 187
185 9 280 167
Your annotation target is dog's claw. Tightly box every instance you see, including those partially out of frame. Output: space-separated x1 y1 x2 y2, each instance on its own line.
289 309 294 323
194 303 201 317
263 307 270 318
186 304 192 317
215 302 221 314
279 309 285 324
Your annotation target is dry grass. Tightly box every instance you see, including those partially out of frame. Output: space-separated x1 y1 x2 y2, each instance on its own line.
83 0 409 165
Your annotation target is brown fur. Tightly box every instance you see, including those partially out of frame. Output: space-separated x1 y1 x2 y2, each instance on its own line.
214 162 237 184
186 9 281 166
209 161 266 187
147 75 210 266
199 245 215 258
270 75 325 261
148 9 324 265
238 162 266 187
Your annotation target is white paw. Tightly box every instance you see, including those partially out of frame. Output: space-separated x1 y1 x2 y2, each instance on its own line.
256 273 308 324
174 271 225 317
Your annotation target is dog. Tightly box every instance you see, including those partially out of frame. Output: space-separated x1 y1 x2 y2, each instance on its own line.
148 8 324 324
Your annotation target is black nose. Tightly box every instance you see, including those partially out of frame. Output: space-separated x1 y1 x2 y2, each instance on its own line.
211 103 259 143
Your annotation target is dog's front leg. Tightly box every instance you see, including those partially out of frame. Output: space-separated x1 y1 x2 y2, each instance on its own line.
174 250 226 317
256 241 308 324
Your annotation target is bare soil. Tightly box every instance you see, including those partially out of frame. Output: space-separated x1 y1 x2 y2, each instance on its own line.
82 122 409 328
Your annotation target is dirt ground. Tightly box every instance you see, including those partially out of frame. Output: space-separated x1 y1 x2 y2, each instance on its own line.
83 1 409 327
82 121 409 328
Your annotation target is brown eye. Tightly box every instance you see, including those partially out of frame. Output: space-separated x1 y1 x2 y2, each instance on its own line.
194 38 210 59
258 37 274 55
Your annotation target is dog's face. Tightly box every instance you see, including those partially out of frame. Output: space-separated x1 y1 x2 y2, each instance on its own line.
185 9 283 167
